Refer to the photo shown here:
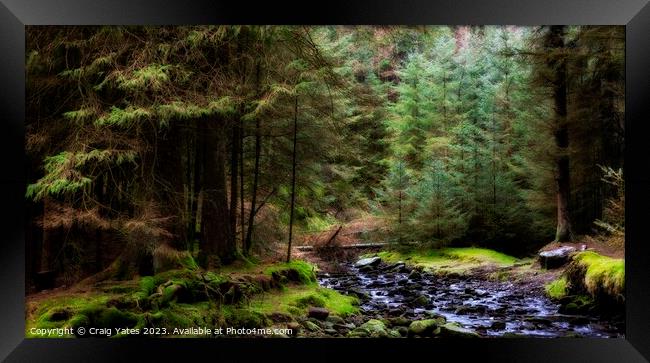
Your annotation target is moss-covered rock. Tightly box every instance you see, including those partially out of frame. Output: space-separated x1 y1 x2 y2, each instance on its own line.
438 322 480 338
408 318 443 337
303 320 321 332
558 295 596 315
360 319 388 338
412 295 429 307
347 327 370 337
388 316 412 327
265 260 317 285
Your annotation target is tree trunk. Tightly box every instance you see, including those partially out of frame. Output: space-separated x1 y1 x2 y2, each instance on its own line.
244 116 261 255
188 123 203 253
244 61 262 256
200 119 235 267
239 122 245 251
287 96 299 263
156 123 188 249
547 25 573 242
229 117 241 252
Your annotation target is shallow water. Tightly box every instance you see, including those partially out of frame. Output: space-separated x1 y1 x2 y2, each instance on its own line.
318 263 624 338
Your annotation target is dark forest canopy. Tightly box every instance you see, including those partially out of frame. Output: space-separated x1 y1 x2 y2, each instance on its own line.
25 25 624 287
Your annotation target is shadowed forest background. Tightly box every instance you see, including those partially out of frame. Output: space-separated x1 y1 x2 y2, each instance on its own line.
26 25 624 288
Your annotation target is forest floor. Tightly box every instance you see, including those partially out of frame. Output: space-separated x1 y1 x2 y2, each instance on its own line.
25 215 625 339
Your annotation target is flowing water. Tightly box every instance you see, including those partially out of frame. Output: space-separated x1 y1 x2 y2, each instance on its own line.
317 262 624 338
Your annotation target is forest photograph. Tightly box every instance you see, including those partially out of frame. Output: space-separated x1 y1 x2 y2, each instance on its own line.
25 25 625 338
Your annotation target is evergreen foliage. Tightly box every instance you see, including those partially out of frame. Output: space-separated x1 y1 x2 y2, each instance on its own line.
25 25 624 284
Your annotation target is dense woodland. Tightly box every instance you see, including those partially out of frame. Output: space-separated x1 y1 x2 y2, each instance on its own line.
25 26 624 289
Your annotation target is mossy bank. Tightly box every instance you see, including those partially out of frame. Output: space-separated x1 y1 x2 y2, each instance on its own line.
26 259 356 338
544 251 624 315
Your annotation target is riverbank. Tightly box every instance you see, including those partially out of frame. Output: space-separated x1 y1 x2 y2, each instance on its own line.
25 246 624 338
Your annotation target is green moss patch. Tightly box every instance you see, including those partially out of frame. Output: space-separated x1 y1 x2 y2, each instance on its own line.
545 276 568 300
264 260 317 285
294 294 327 308
443 248 518 265
375 247 518 275
249 285 359 319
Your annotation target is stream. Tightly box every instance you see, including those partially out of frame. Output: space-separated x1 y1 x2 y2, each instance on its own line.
317 261 624 338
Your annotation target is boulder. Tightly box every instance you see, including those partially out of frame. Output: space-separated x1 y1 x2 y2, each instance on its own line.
438 323 480 338
558 295 596 315
538 246 577 269
388 329 402 338
358 265 374 273
359 319 389 338
307 307 330 320
408 318 443 337
411 294 430 307
388 316 412 327
355 257 382 268
408 270 422 281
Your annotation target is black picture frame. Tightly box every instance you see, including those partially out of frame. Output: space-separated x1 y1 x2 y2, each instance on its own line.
1 0 649 361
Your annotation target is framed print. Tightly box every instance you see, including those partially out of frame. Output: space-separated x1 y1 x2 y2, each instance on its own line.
1 0 649 361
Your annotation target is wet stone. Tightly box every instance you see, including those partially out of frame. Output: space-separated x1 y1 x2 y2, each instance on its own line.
490 321 506 330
